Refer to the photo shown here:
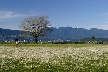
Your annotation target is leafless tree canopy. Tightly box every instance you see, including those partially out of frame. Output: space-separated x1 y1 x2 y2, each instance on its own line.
19 16 52 43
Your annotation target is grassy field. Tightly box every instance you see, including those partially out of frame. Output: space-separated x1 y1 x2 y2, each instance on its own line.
0 44 108 72
0 43 108 47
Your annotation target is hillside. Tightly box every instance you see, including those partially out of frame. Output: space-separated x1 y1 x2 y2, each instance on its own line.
50 27 108 39
0 28 20 36
0 27 108 39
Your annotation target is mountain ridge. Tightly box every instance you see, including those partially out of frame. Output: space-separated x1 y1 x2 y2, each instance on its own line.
0 27 108 39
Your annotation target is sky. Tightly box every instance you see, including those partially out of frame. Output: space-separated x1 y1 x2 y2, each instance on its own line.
0 0 108 30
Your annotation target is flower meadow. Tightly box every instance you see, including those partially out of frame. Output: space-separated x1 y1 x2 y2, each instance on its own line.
0 45 108 72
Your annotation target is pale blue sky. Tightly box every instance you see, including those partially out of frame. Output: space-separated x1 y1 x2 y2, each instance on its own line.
0 0 108 30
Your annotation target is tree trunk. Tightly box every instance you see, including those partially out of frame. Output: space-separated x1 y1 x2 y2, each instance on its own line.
35 36 38 44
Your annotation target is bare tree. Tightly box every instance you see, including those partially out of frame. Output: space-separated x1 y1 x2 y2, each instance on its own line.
19 16 52 43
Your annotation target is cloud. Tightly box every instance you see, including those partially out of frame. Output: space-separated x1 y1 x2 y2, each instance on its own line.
79 23 108 30
30 10 41 16
88 24 108 30
101 13 108 15
0 10 26 19
91 24 108 27
0 23 19 30
97 12 108 16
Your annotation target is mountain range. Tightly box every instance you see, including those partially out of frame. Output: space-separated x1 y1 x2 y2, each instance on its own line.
0 27 108 39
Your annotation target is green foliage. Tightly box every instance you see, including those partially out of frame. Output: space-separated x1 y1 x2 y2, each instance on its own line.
92 36 95 40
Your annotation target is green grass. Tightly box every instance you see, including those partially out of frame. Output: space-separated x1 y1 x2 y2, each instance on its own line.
0 43 107 47
1 56 108 72
0 44 108 72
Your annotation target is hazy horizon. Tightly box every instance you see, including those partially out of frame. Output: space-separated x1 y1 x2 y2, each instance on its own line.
0 26 107 31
